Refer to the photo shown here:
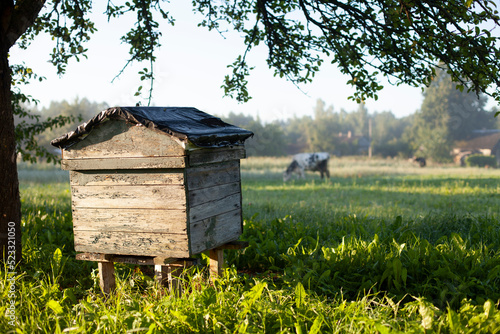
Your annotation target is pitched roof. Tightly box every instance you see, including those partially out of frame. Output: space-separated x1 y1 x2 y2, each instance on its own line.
454 132 500 150
51 106 253 149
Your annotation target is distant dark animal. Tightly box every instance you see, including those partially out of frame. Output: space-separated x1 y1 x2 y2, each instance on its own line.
411 156 426 167
283 152 330 182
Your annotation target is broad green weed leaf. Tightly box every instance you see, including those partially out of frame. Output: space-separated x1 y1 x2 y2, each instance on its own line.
484 300 493 318
236 318 249 333
295 282 306 308
309 314 324 334
295 321 304 334
446 308 460 332
53 248 62 266
46 299 63 315
374 322 390 334
241 281 267 318
63 288 76 304
418 299 435 330
319 270 331 281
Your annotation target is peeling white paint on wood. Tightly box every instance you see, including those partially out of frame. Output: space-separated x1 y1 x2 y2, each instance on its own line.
70 170 185 186
72 208 187 233
74 231 190 258
71 185 187 209
63 120 186 159
186 161 240 190
62 156 186 170
190 209 242 254
62 118 246 258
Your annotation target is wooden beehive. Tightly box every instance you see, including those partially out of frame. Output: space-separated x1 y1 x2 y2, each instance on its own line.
51 106 253 259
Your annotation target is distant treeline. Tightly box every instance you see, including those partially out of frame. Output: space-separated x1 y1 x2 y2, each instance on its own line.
222 68 500 161
220 100 414 158
26 67 500 163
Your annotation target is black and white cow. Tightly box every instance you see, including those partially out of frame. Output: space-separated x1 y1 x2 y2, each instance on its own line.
283 152 330 182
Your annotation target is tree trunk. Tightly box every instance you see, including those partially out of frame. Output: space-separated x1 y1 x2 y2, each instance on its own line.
0 45 21 265
0 0 48 266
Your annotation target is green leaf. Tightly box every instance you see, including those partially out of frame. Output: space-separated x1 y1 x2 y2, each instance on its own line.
53 248 62 267
295 282 306 308
309 315 324 334
46 300 63 315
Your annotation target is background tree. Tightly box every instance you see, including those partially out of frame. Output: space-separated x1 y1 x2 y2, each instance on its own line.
411 67 497 162
370 111 413 157
222 112 286 156
2 0 500 262
305 100 341 153
282 116 311 154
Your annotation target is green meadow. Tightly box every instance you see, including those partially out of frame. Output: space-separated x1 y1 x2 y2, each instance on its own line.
2 157 500 333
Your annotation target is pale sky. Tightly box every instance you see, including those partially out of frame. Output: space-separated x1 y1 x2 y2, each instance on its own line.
9 1 470 123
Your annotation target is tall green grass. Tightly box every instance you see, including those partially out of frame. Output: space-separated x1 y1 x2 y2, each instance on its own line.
2 158 500 333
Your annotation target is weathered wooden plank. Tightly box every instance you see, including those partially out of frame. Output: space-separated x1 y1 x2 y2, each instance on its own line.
75 253 197 266
186 161 240 190
61 156 186 170
98 262 116 294
209 249 224 278
72 208 187 233
188 146 246 166
188 193 241 222
189 209 242 254
63 120 186 159
71 185 186 209
74 231 190 257
69 170 185 186
188 182 241 207
76 253 113 262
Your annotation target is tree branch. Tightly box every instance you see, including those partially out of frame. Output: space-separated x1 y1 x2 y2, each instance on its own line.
5 0 46 48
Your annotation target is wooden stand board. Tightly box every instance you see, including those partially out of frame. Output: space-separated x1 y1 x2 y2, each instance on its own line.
76 240 248 294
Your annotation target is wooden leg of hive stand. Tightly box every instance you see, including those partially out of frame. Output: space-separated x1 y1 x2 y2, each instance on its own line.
209 249 224 280
155 264 183 295
98 261 116 294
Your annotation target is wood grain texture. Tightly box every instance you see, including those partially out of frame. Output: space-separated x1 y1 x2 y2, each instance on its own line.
188 146 246 166
189 209 242 254
188 182 241 207
186 161 240 190
75 253 197 266
189 193 241 222
209 249 224 278
72 208 187 233
98 262 116 294
63 120 185 159
70 170 185 186
74 231 190 257
62 156 186 170
71 185 186 209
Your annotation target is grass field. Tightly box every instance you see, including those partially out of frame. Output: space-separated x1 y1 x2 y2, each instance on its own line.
2 157 500 333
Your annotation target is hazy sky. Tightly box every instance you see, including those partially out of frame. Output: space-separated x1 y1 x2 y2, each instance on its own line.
9 1 443 123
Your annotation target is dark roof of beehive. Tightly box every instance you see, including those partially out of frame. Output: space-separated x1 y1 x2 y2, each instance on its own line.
51 106 253 149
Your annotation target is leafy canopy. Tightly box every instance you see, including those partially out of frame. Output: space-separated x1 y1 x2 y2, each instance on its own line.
194 0 500 104
13 0 500 107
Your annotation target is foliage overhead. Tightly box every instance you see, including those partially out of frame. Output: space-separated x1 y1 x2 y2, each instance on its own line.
194 0 500 104
12 0 500 105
